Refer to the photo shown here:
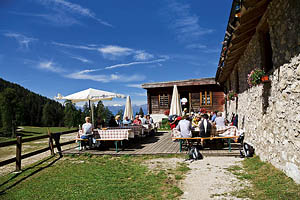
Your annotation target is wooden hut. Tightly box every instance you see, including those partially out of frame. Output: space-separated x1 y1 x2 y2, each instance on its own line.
142 78 224 116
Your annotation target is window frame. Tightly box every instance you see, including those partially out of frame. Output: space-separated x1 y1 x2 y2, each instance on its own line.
200 91 212 106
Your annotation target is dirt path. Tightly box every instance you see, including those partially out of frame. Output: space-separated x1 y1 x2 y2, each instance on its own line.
144 156 249 200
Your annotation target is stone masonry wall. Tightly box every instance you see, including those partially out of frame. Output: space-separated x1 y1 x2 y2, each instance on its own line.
225 0 300 183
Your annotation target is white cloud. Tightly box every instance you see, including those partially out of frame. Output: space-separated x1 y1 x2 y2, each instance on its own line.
105 59 167 70
165 0 214 43
134 51 154 61
36 0 112 27
37 61 64 72
52 42 97 50
65 69 146 83
9 11 80 26
133 92 147 97
52 42 158 61
185 43 207 49
70 56 92 63
98 45 133 60
126 84 142 88
4 32 37 49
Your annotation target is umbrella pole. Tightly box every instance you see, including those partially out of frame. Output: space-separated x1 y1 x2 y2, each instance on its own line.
91 101 95 127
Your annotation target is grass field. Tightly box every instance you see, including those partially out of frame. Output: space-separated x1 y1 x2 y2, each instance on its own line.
0 154 188 200
0 126 77 143
227 156 300 200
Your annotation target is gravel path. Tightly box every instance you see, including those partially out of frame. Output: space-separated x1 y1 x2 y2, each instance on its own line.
144 156 249 200
180 156 249 200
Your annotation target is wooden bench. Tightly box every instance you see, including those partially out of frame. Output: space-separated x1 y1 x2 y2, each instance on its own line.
172 136 239 152
73 138 89 150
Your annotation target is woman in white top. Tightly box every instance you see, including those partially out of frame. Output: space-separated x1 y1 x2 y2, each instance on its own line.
81 117 93 148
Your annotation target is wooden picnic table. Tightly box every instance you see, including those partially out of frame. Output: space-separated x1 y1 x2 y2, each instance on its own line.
172 136 240 152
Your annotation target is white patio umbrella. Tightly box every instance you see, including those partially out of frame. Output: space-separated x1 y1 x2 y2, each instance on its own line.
123 96 133 121
55 88 125 125
169 85 182 116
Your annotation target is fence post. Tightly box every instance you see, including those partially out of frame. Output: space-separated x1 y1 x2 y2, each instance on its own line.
48 128 55 156
16 136 22 171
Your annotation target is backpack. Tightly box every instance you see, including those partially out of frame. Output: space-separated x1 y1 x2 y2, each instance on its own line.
188 146 203 161
240 143 255 158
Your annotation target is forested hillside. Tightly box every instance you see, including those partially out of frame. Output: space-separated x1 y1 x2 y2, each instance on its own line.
0 78 113 137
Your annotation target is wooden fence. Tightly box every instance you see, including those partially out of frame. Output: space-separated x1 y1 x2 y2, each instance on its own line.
0 129 78 171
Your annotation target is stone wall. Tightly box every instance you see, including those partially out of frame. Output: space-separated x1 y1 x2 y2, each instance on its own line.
225 0 300 183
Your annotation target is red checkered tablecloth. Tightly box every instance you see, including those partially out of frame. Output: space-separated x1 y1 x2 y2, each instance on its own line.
216 126 239 136
97 129 133 140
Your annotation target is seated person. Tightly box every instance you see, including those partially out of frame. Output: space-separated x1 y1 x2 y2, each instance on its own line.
214 112 226 128
175 115 192 138
81 117 93 148
123 116 132 126
169 115 180 130
145 114 153 124
95 117 105 129
140 115 147 124
109 116 118 127
115 115 121 126
192 114 201 131
133 115 142 125
199 114 212 137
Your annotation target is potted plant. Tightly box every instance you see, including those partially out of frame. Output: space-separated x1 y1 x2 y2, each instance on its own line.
227 90 237 101
247 68 265 87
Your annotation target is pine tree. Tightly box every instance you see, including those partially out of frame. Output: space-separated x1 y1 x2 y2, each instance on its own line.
0 88 17 137
139 107 144 117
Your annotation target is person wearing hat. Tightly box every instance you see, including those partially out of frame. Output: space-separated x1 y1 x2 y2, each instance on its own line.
115 115 121 126
182 108 188 116
192 114 201 131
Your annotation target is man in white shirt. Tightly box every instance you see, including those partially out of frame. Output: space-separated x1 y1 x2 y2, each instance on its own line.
175 115 192 138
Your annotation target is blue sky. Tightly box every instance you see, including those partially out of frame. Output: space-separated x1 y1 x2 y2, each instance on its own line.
0 0 231 106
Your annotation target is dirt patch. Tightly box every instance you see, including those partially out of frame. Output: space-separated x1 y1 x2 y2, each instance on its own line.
180 156 250 200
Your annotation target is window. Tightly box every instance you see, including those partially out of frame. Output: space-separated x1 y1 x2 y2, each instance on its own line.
159 94 169 107
200 91 212 106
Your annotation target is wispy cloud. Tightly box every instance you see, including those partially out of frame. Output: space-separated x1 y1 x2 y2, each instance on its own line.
133 92 147 97
65 70 145 83
105 59 167 70
52 42 160 61
126 84 142 88
60 50 92 63
36 0 112 27
134 51 154 61
52 41 96 50
3 32 37 49
37 61 64 72
70 56 92 63
8 11 80 26
164 0 214 43
185 43 207 49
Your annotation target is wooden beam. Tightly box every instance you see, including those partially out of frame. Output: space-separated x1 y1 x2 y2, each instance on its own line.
234 17 261 36
243 0 261 9
232 27 256 44
230 37 251 52
240 0 268 24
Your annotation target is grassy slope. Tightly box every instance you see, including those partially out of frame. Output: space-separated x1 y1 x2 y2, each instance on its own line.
0 155 188 200
227 156 300 200
0 126 77 143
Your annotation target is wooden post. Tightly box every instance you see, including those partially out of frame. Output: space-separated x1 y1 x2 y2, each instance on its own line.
16 136 22 171
48 128 55 156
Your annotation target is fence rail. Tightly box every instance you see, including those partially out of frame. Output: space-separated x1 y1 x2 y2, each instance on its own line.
0 129 78 171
